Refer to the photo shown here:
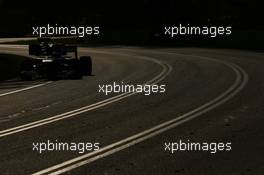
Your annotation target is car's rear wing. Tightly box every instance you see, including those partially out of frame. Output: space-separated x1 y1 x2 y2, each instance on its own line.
29 44 78 58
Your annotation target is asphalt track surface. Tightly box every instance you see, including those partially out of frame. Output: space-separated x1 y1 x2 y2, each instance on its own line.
0 44 264 175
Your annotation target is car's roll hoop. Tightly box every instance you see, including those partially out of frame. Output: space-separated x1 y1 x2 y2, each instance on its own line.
29 38 78 58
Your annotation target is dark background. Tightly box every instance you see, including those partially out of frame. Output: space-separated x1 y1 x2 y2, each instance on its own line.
0 0 263 48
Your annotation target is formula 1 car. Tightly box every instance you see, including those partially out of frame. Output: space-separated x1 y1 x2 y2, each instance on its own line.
20 38 92 80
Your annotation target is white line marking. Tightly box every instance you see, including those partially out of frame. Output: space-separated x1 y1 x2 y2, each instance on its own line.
0 81 52 97
32 53 248 175
0 55 172 138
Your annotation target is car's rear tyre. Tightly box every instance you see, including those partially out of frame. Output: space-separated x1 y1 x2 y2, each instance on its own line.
80 56 92 76
69 59 82 79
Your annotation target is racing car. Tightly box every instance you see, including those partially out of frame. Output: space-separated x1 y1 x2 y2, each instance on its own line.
20 38 92 80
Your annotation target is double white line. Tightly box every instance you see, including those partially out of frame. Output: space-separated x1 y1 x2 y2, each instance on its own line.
0 55 172 138
32 53 248 175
